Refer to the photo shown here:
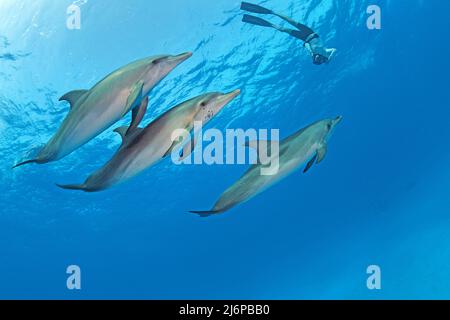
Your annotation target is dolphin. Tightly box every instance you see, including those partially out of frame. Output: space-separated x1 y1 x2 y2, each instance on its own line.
56 89 241 192
13 52 193 168
190 116 343 216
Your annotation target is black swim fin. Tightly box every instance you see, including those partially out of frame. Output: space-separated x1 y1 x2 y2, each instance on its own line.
242 14 274 28
240 2 273 14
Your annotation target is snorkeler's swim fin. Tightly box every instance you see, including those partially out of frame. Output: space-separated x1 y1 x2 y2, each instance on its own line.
241 2 273 14
242 14 274 28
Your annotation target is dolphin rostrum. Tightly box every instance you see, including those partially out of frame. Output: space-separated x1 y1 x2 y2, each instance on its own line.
190 116 343 216
13 52 193 168
56 89 241 192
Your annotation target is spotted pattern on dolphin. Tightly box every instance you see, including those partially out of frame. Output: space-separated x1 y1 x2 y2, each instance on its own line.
56 90 241 192
13 52 193 168
190 116 343 216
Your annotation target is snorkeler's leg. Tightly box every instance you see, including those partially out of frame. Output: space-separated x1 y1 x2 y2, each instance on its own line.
240 3 315 41
242 14 308 42
276 26 311 41
272 12 315 41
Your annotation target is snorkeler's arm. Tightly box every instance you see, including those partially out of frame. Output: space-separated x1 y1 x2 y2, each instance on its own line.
325 48 337 61
304 42 314 57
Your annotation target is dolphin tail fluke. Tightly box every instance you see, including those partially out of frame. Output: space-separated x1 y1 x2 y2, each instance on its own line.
56 183 87 191
189 210 221 218
12 159 38 169
13 144 44 169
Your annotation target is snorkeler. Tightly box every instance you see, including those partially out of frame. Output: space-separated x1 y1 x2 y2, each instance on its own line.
240 2 336 65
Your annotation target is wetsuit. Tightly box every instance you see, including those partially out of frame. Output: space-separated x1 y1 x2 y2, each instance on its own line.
241 2 336 65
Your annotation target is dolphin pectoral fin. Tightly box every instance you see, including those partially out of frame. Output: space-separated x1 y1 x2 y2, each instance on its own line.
303 144 328 173
163 138 182 158
59 90 88 108
163 138 184 159
303 154 318 173
126 96 149 136
125 81 144 116
163 127 196 159
179 131 200 161
316 144 328 163
163 144 174 158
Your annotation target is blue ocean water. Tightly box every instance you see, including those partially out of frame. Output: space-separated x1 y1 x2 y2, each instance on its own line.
0 0 449 299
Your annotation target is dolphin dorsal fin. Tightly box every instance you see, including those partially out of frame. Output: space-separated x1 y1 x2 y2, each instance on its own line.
127 96 149 136
124 81 144 116
178 130 201 161
316 144 328 163
114 126 143 147
59 90 88 108
114 126 129 141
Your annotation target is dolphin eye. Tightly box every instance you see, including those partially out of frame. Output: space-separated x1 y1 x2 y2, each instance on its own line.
327 123 332 130
200 101 206 107
152 58 163 65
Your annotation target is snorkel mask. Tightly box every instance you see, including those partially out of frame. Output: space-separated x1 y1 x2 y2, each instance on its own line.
313 54 328 65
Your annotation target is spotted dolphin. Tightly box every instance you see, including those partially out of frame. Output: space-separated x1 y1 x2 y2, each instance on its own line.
190 116 342 216
56 89 241 192
13 52 193 168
